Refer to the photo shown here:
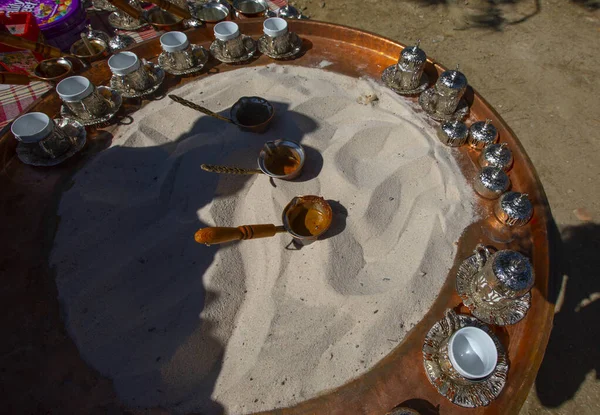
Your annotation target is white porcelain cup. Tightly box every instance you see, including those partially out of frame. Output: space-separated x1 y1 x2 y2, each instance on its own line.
11 112 72 158
159 32 196 70
263 17 288 38
214 21 240 41
447 327 498 379
160 31 189 52
108 51 153 92
56 75 94 102
56 76 109 120
213 21 245 59
108 51 141 76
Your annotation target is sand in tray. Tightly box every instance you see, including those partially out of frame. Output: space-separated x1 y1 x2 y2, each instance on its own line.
50 65 476 414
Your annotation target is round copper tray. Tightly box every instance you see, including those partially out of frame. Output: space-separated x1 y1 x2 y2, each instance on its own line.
0 20 555 415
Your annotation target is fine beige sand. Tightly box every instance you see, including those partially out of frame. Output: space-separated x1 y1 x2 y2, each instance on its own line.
50 65 476 414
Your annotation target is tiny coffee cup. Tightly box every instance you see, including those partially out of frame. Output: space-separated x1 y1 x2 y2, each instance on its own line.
56 76 110 121
160 31 196 71
214 21 246 59
11 112 74 158
262 17 291 55
439 326 498 380
108 51 153 93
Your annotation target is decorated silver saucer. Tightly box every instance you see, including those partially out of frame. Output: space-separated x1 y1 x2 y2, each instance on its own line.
107 12 148 31
422 309 508 408
16 118 86 167
381 65 429 96
456 250 531 326
109 62 165 98
209 35 257 64
418 87 469 122
257 32 302 60
60 86 122 127
158 45 210 76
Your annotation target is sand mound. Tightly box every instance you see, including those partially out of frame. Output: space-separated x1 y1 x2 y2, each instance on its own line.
50 65 475 414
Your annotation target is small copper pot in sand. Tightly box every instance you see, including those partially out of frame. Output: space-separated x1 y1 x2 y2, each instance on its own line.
194 195 332 246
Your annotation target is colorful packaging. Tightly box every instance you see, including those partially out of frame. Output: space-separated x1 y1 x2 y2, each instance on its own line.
0 0 88 50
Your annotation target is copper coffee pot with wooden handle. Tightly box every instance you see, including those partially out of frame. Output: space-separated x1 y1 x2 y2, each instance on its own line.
145 0 192 19
0 32 65 58
195 196 332 246
0 72 32 85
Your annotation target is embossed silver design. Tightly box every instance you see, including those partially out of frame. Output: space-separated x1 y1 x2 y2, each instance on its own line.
474 166 510 199
383 41 428 95
258 32 302 59
210 35 257 64
419 65 469 121
469 119 498 150
109 61 165 98
479 142 513 171
84 24 111 45
108 0 147 31
422 309 508 407
158 44 209 75
108 32 136 52
60 86 122 126
15 118 86 167
437 120 469 147
456 245 533 325
494 191 533 227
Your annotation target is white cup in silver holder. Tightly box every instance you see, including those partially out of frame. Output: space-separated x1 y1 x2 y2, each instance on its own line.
262 17 291 55
56 76 110 121
213 21 246 59
441 326 498 380
108 51 153 93
160 31 197 71
11 112 74 158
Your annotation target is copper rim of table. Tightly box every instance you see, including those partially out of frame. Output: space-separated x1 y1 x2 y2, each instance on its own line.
0 19 555 415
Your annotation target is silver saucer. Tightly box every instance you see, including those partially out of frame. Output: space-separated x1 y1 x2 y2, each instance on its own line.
209 35 257 64
158 45 209 76
60 86 122 126
422 309 508 408
257 32 303 60
110 62 165 98
16 118 86 167
108 12 148 31
381 65 429 96
456 252 531 326
418 87 469 122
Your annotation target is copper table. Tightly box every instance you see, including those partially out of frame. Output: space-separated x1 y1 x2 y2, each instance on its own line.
0 20 555 415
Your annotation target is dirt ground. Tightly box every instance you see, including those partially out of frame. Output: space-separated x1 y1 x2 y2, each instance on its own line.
292 0 600 413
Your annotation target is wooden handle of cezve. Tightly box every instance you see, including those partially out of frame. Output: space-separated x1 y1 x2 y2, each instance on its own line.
0 72 31 85
195 224 286 245
105 0 144 19
0 32 64 58
145 0 192 19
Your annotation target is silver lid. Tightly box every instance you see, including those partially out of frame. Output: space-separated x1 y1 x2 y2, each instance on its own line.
473 166 510 199
469 119 499 150
492 250 535 298
494 191 533 227
108 32 136 52
436 65 468 92
479 143 513 171
399 40 426 69
437 120 468 147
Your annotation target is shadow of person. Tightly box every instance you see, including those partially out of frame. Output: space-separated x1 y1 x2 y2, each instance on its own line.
534 223 600 407
47 91 323 413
